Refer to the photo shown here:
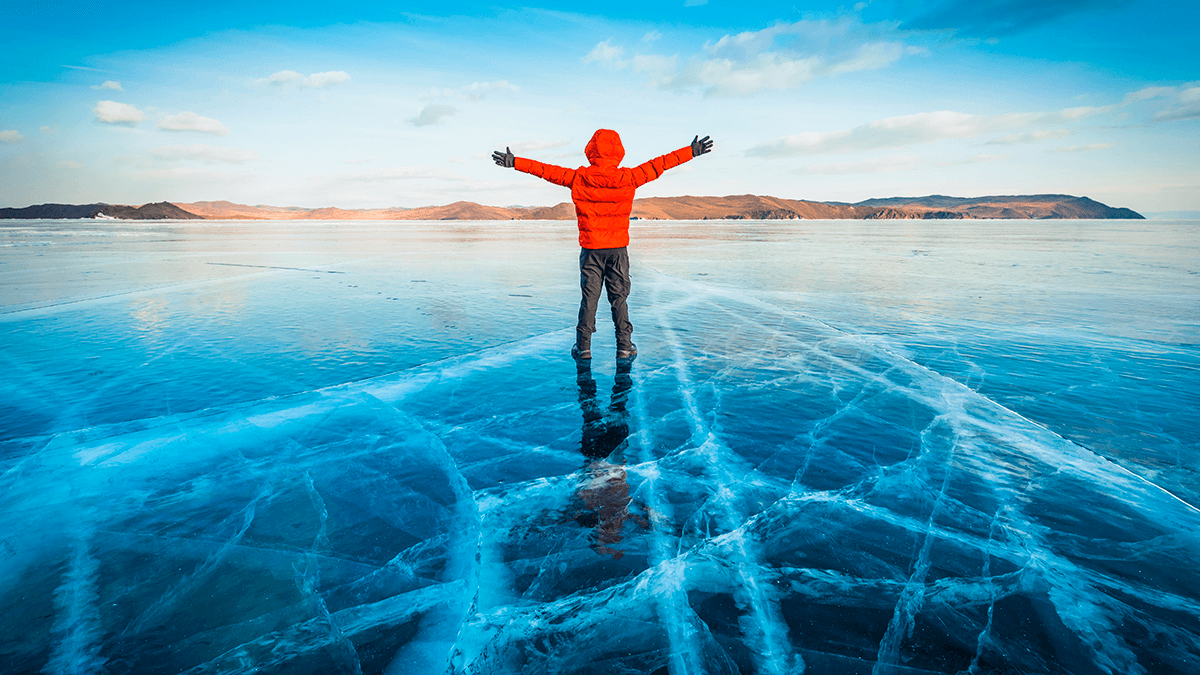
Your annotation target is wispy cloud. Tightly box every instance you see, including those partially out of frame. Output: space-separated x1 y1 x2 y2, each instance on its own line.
585 19 919 97
421 80 519 102
508 139 571 153
798 152 1005 175
157 111 230 135
150 144 259 163
132 166 247 183
583 40 625 65
39 126 57 134
331 166 468 183
253 70 351 88
749 105 1112 157
93 100 145 126
92 81 123 91
985 129 1073 144
0 130 25 144
60 65 112 73
1152 86 1200 121
409 104 457 127
261 70 303 85
57 161 85 169
1122 86 1174 104
302 71 351 87
1048 143 1114 153
799 154 921 175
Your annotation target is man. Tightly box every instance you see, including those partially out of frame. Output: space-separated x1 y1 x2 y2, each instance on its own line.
493 129 713 360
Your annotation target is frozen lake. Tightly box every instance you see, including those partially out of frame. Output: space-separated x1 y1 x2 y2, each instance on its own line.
2 218 1198 674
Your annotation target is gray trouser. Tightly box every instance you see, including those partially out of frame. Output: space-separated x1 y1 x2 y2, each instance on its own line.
577 247 632 350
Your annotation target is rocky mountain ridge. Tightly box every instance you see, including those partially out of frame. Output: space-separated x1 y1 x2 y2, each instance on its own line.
0 202 203 220
1 195 1143 221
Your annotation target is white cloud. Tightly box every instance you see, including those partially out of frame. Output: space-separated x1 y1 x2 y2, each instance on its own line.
464 80 517 94
60 65 110 73
93 100 146 126
582 40 625 65
986 129 1073 144
92 81 123 91
959 153 1008 165
301 71 351 88
799 155 922 175
0 130 25 144
668 41 906 96
1154 106 1200 121
797 152 1005 175
39 125 57 134
409 104 457 127
1153 86 1200 121
643 31 662 43
158 112 230 136
253 70 350 88
825 42 908 76
748 105 1114 157
631 54 678 75
423 80 520 102
132 166 246 183
1048 143 1114 153
508 139 571 153
260 70 303 86
1123 86 1173 104
585 19 916 97
1111 84 1200 122
1159 107 1200 122
332 166 468 183
150 144 259 163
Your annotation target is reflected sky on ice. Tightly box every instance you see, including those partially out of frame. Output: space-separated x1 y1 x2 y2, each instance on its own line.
1 218 1198 674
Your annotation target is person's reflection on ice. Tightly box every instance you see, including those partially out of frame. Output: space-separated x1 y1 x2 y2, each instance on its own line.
572 358 645 560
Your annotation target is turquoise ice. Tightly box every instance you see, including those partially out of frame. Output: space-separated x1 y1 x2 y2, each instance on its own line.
1 218 1197 674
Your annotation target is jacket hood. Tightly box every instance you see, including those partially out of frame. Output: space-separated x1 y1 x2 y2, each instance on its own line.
585 129 624 167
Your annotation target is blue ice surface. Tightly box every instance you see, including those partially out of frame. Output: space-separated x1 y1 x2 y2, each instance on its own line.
1 217 1198 675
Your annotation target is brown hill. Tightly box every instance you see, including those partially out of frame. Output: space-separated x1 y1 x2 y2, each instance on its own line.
98 202 203 220
1 202 203 220
173 200 579 221
1 203 109 219
174 194 1139 221
863 208 971 220
632 194 870 220
399 201 519 220
516 203 576 220
177 200 303 220
849 194 1142 219
4 195 1139 222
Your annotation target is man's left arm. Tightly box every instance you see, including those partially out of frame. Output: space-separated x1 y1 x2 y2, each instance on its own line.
630 135 712 188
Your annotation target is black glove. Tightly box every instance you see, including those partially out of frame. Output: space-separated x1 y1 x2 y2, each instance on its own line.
492 147 515 168
691 135 713 158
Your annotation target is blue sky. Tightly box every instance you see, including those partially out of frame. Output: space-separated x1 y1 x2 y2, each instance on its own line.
1 1 1197 213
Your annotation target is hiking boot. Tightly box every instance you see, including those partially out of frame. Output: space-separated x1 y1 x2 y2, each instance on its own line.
571 345 592 360
616 343 637 360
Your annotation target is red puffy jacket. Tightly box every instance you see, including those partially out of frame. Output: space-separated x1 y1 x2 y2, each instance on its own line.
514 129 692 249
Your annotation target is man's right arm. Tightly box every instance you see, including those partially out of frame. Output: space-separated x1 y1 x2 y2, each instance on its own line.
514 157 576 188
494 147 575 187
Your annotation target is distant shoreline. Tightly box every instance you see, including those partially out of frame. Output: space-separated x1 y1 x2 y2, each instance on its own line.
0 194 1144 221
